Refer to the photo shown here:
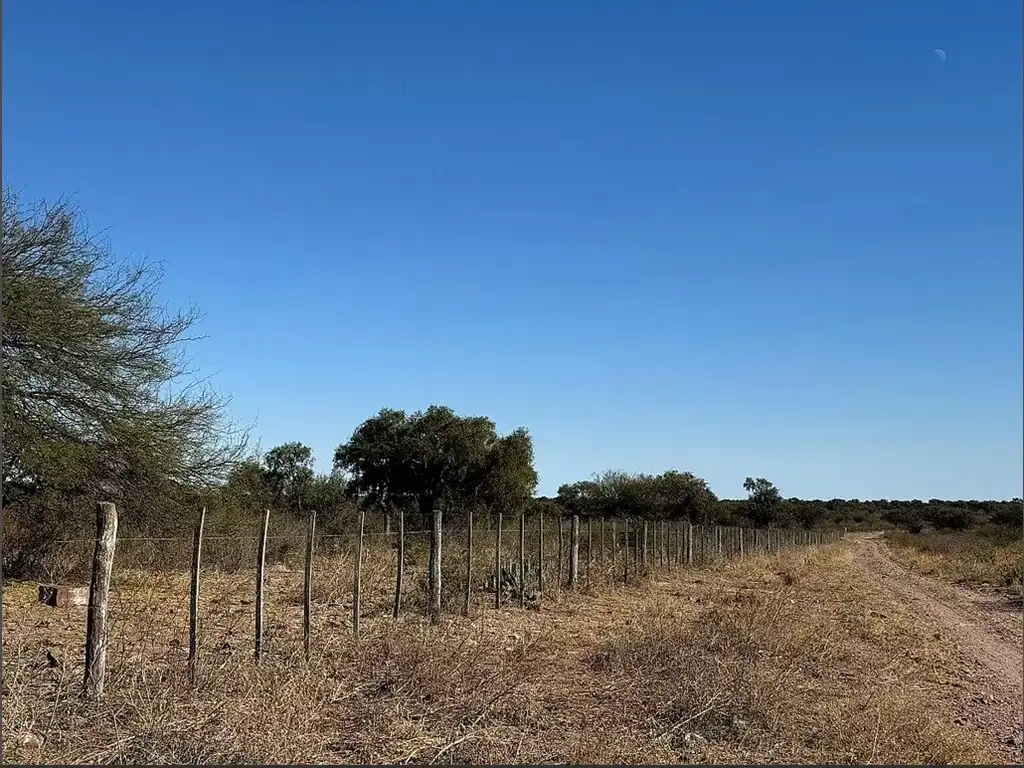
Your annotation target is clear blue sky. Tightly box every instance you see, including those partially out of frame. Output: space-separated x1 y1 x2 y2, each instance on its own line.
4 1 1021 500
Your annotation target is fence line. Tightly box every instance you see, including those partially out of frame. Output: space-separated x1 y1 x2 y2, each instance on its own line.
51 530 440 545
61 502 846 698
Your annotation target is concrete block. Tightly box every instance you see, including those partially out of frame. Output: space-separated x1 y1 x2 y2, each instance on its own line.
38 584 89 608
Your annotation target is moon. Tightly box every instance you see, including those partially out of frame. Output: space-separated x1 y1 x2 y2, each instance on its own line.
933 48 946 63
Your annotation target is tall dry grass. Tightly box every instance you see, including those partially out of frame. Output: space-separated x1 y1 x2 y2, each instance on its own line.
885 528 1024 589
587 556 996 764
3 535 1003 765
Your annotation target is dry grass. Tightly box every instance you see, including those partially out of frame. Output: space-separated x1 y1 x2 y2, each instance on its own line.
2 537 1002 764
587 552 996 764
885 528 1024 589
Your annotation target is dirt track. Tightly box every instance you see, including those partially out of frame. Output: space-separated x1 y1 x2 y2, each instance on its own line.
850 533 1024 760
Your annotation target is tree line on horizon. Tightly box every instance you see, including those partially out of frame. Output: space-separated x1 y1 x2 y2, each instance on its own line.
3 186 1019 577
216 430 1021 538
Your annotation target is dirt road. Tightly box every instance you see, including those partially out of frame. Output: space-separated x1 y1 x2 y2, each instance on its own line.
849 533 1023 760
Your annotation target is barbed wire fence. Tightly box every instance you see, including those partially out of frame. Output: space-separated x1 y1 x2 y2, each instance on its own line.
39 502 844 699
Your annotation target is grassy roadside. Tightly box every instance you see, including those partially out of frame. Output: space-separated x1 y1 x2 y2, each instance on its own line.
884 527 1024 590
2 544 1001 764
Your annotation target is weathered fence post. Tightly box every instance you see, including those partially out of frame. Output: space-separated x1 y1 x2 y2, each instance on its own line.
84 501 118 700
739 526 745 559
430 507 443 623
586 517 593 588
642 520 649 569
495 512 503 609
662 521 667 563
686 521 693 565
611 518 618 578
519 511 527 608
569 515 580 587
254 508 270 665
600 516 606 567
622 517 629 583
557 516 564 597
633 523 639 569
537 510 544 601
303 510 316 658
464 507 474 616
652 520 658 567
394 507 405 619
188 506 205 683
354 505 365 639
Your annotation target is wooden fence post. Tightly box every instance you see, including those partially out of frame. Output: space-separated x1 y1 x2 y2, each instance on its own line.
569 515 580 587
739 526 745 559
495 512 503 609
537 510 544 601
686 521 693 565
642 520 649 569
622 517 629 583
188 506 205 683
600 516 606 567
254 508 270 665
83 501 118 699
611 518 618 580
303 510 316 659
586 517 593 588
519 511 527 608
394 507 405 619
464 507 474 616
430 507 443 623
652 520 658 567
353 506 365 639
632 522 638 569
557 516 564 597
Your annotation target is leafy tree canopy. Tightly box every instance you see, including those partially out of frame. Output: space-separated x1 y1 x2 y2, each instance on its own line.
333 405 538 521
263 441 315 513
1 185 246 524
557 469 717 522
743 476 783 527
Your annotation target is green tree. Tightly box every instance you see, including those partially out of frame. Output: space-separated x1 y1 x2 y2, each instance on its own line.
653 470 718 524
334 405 538 596
335 406 537 524
1 186 246 543
263 442 315 514
556 478 605 517
788 498 825 529
743 476 782 527
555 469 718 525
222 457 274 511
305 472 348 516
477 427 539 517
